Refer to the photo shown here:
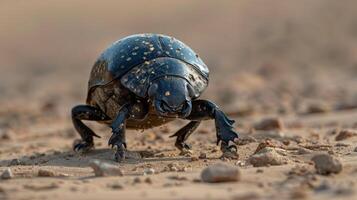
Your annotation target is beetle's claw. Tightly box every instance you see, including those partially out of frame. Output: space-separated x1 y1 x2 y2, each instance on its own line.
220 142 238 159
175 142 193 156
114 143 126 162
73 139 94 153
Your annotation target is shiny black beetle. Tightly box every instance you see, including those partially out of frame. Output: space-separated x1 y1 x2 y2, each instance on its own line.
71 33 239 162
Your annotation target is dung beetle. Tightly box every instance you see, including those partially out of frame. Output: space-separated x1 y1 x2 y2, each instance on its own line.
71 33 239 162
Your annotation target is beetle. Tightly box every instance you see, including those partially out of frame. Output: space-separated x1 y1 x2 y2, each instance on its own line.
71 33 239 162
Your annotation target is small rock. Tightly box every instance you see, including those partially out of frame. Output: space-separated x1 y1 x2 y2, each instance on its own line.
89 159 123 177
198 153 207 159
107 182 123 189
335 129 357 141
144 177 152 184
249 147 288 167
190 156 199 162
254 117 283 131
1 168 13 179
167 163 179 172
254 140 277 154
354 147 357 152
133 177 141 184
311 154 342 175
201 163 240 183
306 103 330 114
0 129 13 140
143 168 155 175
38 169 56 177
235 160 246 167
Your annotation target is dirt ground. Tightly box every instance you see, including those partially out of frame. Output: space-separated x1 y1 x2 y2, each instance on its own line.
1 1 357 199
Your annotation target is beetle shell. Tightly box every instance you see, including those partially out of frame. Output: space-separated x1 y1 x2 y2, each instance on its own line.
86 34 209 129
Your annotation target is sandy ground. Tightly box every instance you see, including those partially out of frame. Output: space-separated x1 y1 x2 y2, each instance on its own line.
1 1 357 199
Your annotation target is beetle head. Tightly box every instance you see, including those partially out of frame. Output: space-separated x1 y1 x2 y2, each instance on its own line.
148 76 194 118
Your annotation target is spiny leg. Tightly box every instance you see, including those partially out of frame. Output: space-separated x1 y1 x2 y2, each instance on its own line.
71 105 110 153
170 121 201 155
186 99 239 159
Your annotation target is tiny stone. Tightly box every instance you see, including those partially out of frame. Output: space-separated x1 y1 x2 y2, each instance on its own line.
190 156 199 162
144 177 153 184
89 159 123 177
133 177 141 184
311 154 342 175
354 147 357 152
107 182 123 190
38 169 56 177
144 168 155 175
199 153 207 159
249 147 288 167
0 129 13 140
335 129 357 141
1 168 13 179
201 163 240 183
235 160 246 167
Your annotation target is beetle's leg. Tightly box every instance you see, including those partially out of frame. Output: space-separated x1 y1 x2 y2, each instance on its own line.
108 103 131 162
71 105 110 153
170 121 201 155
185 100 239 159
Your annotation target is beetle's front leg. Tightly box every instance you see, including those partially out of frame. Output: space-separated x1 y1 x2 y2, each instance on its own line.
186 100 239 159
109 100 148 162
109 104 131 162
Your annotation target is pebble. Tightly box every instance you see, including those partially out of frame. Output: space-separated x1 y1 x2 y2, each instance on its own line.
0 129 13 140
254 117 283 131
190 156 199 162
198 153 207 159
306 103 330 114
167 163 179 172
354 147 357 152
311 154 342 175
144 177 153 184
201 163 240 183
38 169 56 177
89 159 123 177
1 168 13 179
335 129 357 141
133 177 141 184
143 168 155 175
249 147 288 167
107 182 124 190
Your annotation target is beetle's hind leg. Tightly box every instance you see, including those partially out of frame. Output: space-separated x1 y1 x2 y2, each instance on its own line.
170 121 201 155
71 105 110 153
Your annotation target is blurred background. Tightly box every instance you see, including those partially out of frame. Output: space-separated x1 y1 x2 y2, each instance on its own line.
1 0 357 118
